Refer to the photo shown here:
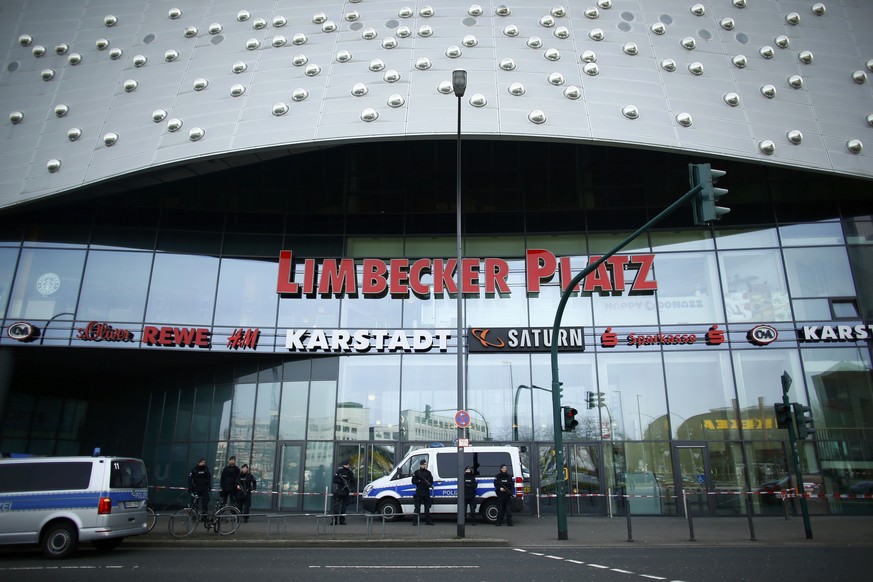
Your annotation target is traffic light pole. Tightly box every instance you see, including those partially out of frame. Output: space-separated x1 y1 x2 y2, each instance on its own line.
549 183 703 540
781 372 813 539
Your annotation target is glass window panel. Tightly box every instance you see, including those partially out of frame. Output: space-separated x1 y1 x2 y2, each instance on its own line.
595 353 667 441
278 295 339 328
719 249 791 323
338 356 400 441
213 384 234 441
467 356 530 442
792 299 832 321
832 300 859 318
783 247 854 298
650 230 714 252
146 253 218 325
249 441 276 510
588 233 651 254
78 251 151 322
624 441 672 515
0 247 20 317
844 218 873 245
192 385 213 440
592 293 659 326
525 235 586 256
464 268 529 327
531 353 595 442
653 252 724 325
347 238 404 257
2 393 34 438
160 390 179 441
528 283 593 327
279 381 308 440
213 257 278 327
715 228 779 250
90 227 155 251
664 351 737 440
400 354 456 442
732 349 804 442
302 441 334 511
847 245 873 321
339 266 402 327
254 380 280 440
230 382 256 441
175 389 194 442
779 221 844 247
802 346 873 432
307 380 337 440
465 236 526 257
7 248 85 320
404 237 456 258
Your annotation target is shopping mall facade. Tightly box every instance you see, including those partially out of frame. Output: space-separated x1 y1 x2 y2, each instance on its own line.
1 1 871 519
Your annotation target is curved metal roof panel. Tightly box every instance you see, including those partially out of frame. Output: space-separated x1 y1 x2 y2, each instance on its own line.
1 1 871 208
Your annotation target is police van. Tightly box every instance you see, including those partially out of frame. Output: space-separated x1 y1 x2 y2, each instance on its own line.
362 445 526 523
0 455 150 558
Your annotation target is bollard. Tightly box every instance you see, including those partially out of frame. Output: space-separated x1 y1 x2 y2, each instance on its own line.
781 491 790 520
682 489 696 542
625 494 633 542
744 493 757 541
607 487 613 518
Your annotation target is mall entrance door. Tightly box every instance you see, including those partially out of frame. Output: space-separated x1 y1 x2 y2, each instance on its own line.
673 444 716 517
335 443 397 514
275 443 304 512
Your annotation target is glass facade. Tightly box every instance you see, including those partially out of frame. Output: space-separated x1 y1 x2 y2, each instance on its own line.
0 141 871 518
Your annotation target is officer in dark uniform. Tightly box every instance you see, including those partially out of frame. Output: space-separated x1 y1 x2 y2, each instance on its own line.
412 459 435 525
332 460 355 525
493 464 514 526
219 456 241 507
188 457 211 514
463 466 477 525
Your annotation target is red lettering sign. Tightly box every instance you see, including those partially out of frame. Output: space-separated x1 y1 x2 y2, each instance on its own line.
143 325 211 348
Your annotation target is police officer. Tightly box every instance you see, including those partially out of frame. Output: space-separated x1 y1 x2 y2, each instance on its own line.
463 466 477 525
412 459 435 525
332 460 355 525
235 463 257 522
219 456 241 508
493 464 514 526
188 457 211 514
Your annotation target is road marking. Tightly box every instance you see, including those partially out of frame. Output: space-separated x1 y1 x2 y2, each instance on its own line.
566 560 585 565
311 566 479 569
639 576 666 580
611 568 635 574
545 555 563 560
589 563 609 569
516 548 684 581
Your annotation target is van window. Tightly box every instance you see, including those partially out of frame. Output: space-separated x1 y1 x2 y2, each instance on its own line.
110 459 148 489
435 452 511 479
393 454 429 480
0 462 92 493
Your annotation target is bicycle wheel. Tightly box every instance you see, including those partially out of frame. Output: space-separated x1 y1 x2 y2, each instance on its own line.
146 506 157 534
214 505 240 536
168 508 198 538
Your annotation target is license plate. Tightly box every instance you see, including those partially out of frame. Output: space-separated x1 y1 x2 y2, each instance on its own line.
124 501 140 509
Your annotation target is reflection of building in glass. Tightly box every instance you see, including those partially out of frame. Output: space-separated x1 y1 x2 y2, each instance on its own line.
402 409 489 442
336 402 368 440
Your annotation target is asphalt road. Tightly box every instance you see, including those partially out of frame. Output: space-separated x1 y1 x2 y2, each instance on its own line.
0 546 867 582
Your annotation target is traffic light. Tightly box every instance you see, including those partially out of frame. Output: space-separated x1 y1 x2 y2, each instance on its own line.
562 406 579 432
585 391 595 410
689 163 729 225
792 402 816 439
424 404 431 421
773 403 792 429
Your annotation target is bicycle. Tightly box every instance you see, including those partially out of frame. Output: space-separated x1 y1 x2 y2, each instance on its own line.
146 506 157 533
168 493 240 538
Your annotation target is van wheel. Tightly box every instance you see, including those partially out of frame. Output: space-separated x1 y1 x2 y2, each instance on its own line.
481 500 499 524
42 522 78 559
376 499 402 522
93 538 123 551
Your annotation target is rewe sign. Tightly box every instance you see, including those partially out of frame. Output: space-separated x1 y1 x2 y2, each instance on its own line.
276 249 657 298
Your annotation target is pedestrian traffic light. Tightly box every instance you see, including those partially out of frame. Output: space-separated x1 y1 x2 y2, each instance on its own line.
424 404 431 421
689 163 729 225
773 403 792 429
562 406 579 432
792 402 816 439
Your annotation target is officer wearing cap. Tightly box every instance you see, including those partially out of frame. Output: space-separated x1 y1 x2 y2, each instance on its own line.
412 459 435 525
188 457 211 514
463 466 478 525
332 459 355 525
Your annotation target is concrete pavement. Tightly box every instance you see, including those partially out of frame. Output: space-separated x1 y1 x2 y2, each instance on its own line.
128 511 873 549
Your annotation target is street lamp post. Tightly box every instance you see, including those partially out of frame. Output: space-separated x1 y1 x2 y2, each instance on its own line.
452 68 467 540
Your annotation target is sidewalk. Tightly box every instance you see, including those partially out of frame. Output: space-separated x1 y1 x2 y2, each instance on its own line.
129 512 873 549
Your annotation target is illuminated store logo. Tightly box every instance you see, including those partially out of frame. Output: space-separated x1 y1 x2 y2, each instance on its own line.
227 328 260 350
747 324 778 346
76 321 135 342
143 325 211 348
276 249 658 298
285 329 451 353
468 327 584 353
797 324 873 343
7 321 37 342
600 325 724 348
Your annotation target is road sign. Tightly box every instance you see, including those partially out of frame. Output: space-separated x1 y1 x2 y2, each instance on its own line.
455 410 471 428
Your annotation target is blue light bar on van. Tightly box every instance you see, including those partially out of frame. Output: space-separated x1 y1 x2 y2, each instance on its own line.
92 447 101 457
429 442 444 447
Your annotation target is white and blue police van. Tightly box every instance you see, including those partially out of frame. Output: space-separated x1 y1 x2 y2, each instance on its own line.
362 445 526 523
0 455 149 558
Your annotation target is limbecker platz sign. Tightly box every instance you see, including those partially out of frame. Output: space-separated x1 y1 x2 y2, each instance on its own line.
276 249 657 298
